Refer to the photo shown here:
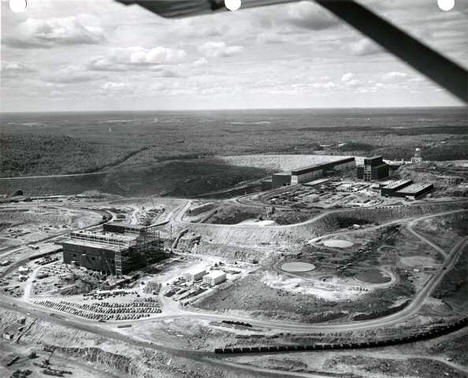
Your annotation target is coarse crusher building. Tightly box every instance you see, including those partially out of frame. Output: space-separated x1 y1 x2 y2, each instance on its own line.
271 157 355 188
357 156 389 181
61 223 164 276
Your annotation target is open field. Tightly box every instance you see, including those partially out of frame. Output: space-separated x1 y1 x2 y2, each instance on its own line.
0 159 269 197
218 154 352 172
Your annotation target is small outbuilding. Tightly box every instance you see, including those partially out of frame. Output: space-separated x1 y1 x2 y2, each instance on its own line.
203 270 226 287
184 268 206 282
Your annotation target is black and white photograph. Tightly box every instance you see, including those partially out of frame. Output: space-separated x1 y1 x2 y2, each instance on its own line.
1 0 467 377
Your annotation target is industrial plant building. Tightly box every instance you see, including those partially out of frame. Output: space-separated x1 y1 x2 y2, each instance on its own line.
381 179 433 199
357 156 389 181
61 224 164 276
203 270 226 286
290 157 355 184
184 267 206 282
394 183 434 200
270 157 355 189
272 172 293 188
381 179 413 197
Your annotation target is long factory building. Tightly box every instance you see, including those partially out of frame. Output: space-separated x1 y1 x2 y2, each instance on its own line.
380 179 433 199
61 223 164 276
271 157 355 189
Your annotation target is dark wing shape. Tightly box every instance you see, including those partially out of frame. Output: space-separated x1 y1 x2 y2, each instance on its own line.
116 0 468 103
116 0 297 18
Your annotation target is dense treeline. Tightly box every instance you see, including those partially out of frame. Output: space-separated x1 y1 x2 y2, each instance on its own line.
1 108 467 177
0 133 139 177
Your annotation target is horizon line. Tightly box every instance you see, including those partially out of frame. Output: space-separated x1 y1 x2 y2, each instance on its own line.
1 104 467 114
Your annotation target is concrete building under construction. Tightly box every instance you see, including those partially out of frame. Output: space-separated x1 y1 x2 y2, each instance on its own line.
357 156 389 181
61 224 164 276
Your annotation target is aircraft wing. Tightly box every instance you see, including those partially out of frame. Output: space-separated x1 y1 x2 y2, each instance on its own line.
116 0 468 103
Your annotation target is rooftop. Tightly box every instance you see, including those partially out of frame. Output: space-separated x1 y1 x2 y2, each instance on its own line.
397 183 433 194
383 179 413 190
291 157 354 175
61 239 125 252
71 230 138 244
364 155 383 161
303 178 331 187
205 270 226 278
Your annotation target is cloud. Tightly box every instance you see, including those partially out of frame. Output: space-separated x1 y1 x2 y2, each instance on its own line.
312 81 336 89
173 20 229 39
88 46 186 71
44 65 103 84
198 42 244 58
341 72 355 82
349 38 382 56
101 82 127 91
257 32 286 44
341 72 359 87
1 61 36 76
193 57 208 66
4 16 105 48
381 71 408 82
285 1 340 30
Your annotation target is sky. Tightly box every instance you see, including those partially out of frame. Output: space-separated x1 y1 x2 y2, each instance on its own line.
1 0 467 112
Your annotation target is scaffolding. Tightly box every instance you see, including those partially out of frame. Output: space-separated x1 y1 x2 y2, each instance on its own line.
113 226 163 277
115 250 123 276
70 231 135 247
65 226 164 277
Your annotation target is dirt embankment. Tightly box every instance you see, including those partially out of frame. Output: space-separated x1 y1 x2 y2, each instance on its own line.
0 309 250 378
175 201 468 252
324 354 468 378
202 204 313 226
0 159 268 198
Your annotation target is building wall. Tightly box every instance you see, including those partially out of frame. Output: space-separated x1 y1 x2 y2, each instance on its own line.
357 166 364 179
62 243 116 274
62 238 164 275
261 180 273 191
371 164 389 180
291 169 323 184
272 174 291 188
293 160 355 184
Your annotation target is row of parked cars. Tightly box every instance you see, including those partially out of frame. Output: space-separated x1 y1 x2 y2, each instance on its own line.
34 298 161 321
